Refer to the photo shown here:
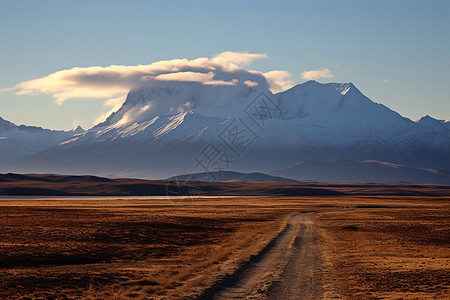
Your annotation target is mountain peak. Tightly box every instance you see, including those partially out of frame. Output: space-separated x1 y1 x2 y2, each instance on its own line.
275 80 385 121
303 80 320 85
0 116 17 131
418 115 438 123
101 80 261 127
295 81 357 95
71 125 85 133
417 115 446 131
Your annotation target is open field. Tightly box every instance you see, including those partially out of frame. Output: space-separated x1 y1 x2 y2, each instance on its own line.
317 197 450 299
0 196 449 299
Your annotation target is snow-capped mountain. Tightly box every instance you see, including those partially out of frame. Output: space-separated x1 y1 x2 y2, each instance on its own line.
0 117 84 166
5 80 450 183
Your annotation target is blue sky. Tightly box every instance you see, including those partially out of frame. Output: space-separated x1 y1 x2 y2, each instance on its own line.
0 0 449 130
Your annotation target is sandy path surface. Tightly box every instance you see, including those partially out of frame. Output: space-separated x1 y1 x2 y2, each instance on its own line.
268 213 323 299
204 212 323 300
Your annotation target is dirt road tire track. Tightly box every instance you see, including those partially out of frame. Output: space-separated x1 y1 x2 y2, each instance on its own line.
268 213 323 299
197 211 323 300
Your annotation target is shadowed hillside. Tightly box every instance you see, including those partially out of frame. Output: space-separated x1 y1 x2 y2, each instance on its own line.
1 173 450 196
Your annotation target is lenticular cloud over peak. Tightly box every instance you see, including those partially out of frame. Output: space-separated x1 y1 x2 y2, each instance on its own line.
9 51 293 105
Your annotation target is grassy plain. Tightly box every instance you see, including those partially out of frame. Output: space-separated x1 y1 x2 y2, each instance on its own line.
317 196 450 299
0 196 448 299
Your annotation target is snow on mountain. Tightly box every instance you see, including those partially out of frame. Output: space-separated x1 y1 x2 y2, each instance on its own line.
0 117 83 166
274 81 411 131
5 80 450 182
101 81 257 127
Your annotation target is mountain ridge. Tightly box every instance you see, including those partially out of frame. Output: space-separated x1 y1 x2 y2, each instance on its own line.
168 171 297 183
2 80 449 184
0 116 84 166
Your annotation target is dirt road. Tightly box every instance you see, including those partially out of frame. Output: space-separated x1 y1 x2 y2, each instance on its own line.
202 212 324 300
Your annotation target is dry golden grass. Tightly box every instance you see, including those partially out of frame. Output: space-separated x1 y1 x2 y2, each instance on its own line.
0 196 448 299
0 196 325 299
316 196 450 299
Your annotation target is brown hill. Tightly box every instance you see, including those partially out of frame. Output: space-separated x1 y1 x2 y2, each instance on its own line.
1 173 450 197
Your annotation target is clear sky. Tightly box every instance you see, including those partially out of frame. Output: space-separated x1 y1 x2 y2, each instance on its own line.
0 0 449 130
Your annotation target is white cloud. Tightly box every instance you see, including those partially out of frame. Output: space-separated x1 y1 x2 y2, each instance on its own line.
153 71 214 82
15 67 133 105
94 95 127 125
244 80 258 87
211 51 268 71
0 87 14 92
116 103 153 127
5 52 295 125
263 70 294 93
203 79 238 86
301 68 334 80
